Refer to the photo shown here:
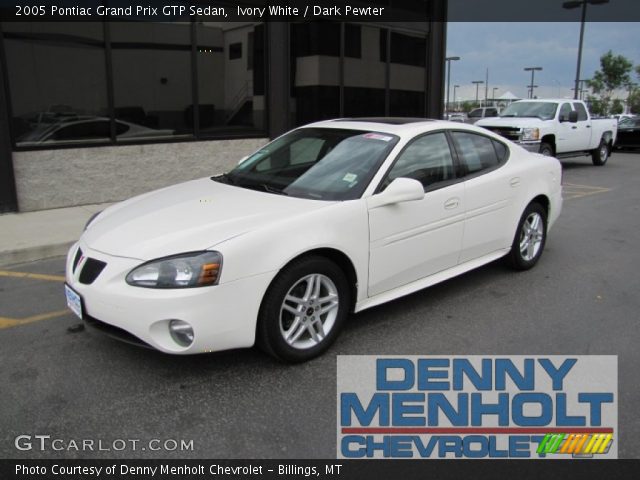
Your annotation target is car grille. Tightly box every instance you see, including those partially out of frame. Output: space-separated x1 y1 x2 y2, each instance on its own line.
79 258 107 284
84 314 151 349
485 127 521 141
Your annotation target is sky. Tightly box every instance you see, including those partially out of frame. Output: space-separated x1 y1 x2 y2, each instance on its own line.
446 22 640 102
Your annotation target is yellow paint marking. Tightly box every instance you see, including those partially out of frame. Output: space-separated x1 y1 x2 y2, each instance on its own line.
562 183 611 200
0 270 65 282
0 310 69 330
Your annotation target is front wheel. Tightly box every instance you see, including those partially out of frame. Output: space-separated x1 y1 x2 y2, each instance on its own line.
592 139 609 166
256 256 351 362
539 142 554 156
507 203 547 270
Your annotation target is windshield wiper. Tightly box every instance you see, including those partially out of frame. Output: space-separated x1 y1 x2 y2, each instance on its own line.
241 183 289 196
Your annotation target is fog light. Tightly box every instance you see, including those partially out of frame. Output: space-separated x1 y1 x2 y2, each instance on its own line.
169 320 194 347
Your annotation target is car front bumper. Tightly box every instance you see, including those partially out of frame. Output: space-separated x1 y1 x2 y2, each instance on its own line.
515 141 541 153
65 242 275 354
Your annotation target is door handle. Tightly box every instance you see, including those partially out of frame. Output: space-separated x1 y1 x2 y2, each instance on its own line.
510 177 521 187
586 125 591 128
572 126 577 129
444 198 459 210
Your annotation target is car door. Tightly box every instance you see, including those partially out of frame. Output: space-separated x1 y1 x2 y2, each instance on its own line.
449 131 514 263
572 102 593 149
367 132 465 297
556 102 575 153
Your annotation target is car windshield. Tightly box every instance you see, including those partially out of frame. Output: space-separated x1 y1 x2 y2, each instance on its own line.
500 102 558 120
215 128 399 201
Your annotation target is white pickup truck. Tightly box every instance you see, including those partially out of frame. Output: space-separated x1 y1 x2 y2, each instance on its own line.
476 99 617 166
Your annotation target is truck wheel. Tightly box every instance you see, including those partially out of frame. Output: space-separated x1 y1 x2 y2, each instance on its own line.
592 139 609 166
539 143 553 156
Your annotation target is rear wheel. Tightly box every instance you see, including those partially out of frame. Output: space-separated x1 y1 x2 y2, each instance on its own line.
507 203 547 270
257 256 350 362
592 139 609 166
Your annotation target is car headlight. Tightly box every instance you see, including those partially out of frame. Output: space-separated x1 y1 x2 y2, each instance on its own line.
126 251 222 288
84 211 102 231
522 128 540 141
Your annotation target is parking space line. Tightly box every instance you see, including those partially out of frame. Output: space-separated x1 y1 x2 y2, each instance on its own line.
0 309 70 330
0 270 65 282
563 183 611 200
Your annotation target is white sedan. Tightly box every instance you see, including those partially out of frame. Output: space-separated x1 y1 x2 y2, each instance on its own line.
65 118 562 362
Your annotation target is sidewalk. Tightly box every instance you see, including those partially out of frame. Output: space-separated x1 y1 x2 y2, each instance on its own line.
0 203 113 266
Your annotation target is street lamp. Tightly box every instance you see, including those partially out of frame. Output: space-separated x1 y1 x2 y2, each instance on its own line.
453 85 460 109
445 56 461 116
524 67 543 98
472 80 484 105
563 0 610 100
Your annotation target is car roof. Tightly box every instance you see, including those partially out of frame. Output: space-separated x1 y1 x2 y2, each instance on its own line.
303 118 487 137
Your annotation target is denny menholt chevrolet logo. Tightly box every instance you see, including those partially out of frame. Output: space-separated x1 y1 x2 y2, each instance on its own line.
337 356 617 459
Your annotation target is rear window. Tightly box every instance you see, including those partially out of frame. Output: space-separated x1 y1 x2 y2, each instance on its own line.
451 131 501 174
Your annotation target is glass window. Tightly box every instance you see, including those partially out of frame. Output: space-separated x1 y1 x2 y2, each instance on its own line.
384 133 454 189
223 128 398 201
559 103 573 121
468 109 482 118
492 139 508 162
196 22 266 135
486 108 498 117
573 102 588 121
290 22 340 126
344 24 361 59
2 22 108 146
111 22 192 141
389 28 426 117
451 132 500 174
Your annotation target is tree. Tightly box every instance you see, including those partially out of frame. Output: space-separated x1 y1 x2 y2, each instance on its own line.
628 89 640 114
461 101 475 113
586 51 633 115
610 99 624 115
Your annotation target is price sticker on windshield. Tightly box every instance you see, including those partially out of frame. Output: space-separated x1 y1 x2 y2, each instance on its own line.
363 133 393 142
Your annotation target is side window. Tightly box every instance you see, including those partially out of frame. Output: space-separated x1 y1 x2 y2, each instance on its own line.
468 109 482 118
384 132 454 190
573 102 588 121
451 132 500 174
559 103 572 121
486 108 498 117
492 139 508 162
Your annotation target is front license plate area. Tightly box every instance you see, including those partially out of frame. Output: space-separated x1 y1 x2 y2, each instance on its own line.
64 284 83 320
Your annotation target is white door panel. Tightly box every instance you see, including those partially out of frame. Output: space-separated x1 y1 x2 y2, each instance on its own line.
459 170 514 263
368 183 465 296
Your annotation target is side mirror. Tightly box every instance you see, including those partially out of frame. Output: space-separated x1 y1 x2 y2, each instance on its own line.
368 178 425 209
237 155 249 165
568 110 578 123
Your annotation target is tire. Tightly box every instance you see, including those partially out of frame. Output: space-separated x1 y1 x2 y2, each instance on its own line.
539 143 554 156
592 139 609 166
507 202 548 271
256 256 351 362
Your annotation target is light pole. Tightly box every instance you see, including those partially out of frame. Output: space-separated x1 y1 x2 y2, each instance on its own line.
524 67 543 98
445 56 460 115
453 85 460 109
472 80 484 106
563 0 610 100
492 87 498 105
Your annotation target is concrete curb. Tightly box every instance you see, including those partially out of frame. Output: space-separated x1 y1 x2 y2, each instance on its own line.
0 242 73 267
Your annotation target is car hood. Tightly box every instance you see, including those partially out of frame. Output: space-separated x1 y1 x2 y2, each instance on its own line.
82 177 329 260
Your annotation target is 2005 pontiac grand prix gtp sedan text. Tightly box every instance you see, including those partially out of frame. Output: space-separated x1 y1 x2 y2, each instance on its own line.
65 118 562 362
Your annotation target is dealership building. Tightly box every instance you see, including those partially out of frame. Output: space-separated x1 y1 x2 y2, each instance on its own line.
0 1 446 213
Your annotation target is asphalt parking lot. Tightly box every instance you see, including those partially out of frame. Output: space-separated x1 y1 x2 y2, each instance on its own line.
1 151 639 459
